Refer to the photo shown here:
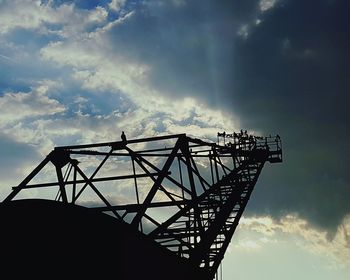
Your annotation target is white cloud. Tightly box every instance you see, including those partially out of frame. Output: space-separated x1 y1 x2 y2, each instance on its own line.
109 0 127 12
0 81 65 126
259 0 278 12
237 24 249 39
0 0 107 37
0 0 240 202
0 0 73 34
237 0 278 40
40 18 239 140
239 214 350 268
41 41 105 68
87 6 108 23
236 239 262 250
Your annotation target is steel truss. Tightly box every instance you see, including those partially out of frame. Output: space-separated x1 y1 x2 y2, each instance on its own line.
4 132 282 279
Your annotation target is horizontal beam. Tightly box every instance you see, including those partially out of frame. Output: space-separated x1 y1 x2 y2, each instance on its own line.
55 134 186 150
69 150 234 158
13 172 170 189
91 200 188 212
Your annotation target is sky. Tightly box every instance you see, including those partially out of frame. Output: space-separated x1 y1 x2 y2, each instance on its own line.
0 0 349 279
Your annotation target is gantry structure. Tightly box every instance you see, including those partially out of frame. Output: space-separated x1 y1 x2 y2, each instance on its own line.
3 131 282 279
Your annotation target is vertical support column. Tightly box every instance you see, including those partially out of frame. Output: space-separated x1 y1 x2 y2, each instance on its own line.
213 148 222 203
132 158 143 232
180 139 205 246
177 156 185 199
56 166 68 203
213 149 220 183
72 166 77 204
209 151 214 185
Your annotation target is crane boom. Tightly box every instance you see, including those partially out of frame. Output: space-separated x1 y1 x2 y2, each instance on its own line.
3 131 282 279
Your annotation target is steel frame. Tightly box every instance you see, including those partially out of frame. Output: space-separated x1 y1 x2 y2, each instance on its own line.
3 132 282 279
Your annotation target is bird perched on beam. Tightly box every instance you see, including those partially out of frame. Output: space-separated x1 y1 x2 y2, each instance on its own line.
121 131 127 144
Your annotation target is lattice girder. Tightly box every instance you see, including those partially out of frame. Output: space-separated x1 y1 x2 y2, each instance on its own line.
3 132 282 279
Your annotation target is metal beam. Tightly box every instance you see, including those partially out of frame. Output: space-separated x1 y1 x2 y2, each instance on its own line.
2 131 282 277
4 155 51 202
55 166 68 203
208 163 265 276
55 134 186 150
129 136 184 227
16 172 169 189
92 200 188 212
149 160 251 237
73 148 113 203
71 161 121 219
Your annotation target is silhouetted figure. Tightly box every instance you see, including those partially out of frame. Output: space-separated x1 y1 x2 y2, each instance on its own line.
275 134 281 148
121 131 127 144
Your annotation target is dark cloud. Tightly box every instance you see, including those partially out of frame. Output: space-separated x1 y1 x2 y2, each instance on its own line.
105 0 350 231
230 0 350 231
106 0 258 105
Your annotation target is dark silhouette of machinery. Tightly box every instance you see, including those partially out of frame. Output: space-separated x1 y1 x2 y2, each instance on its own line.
1 131 282 279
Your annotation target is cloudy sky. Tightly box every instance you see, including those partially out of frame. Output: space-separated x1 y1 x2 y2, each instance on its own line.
0 0 349 279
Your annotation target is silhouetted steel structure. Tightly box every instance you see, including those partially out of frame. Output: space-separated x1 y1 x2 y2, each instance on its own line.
4 131 282 279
